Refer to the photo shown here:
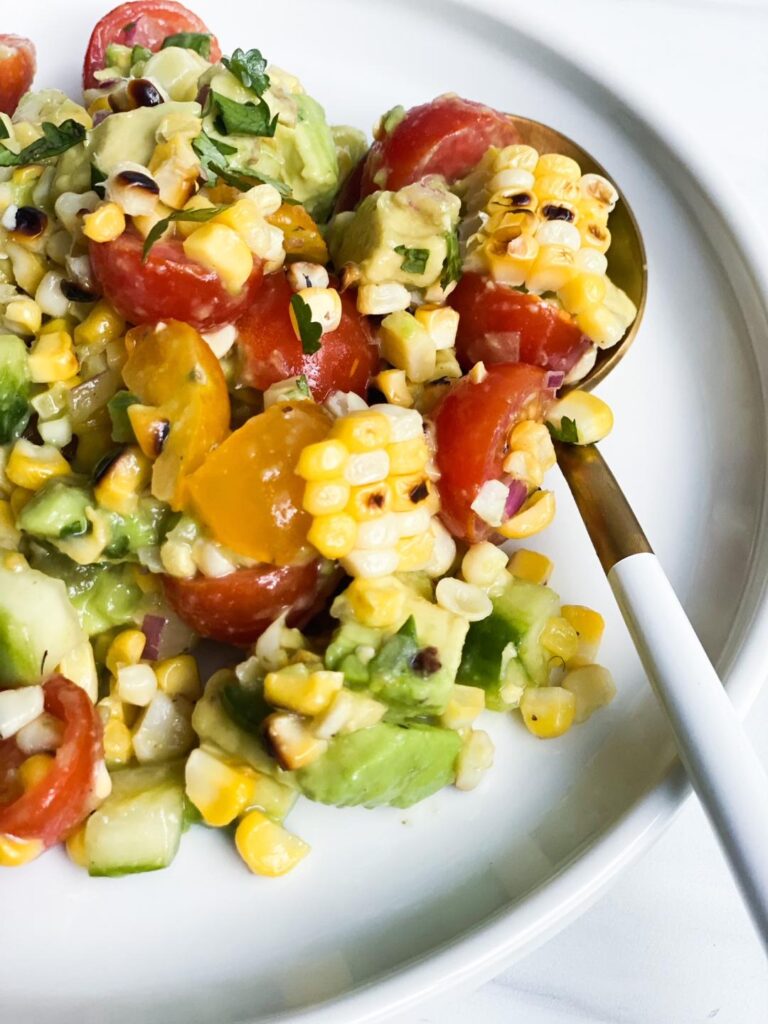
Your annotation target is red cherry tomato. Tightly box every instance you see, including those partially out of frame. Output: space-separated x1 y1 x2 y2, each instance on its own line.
89 230 263 330
433 363 550 543
0 677 103 849
0 35 35 116
235 270 378 400
449 272 593 376
163 561 339 646
360 95 520 197
83 0 221 89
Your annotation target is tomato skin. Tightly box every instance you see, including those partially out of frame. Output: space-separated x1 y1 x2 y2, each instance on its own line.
235 271 378 400
0 677 103 848
450 272 593 375
360 95 520 197
90 231 263 330
163 561 338 646
83 0 221 89
433 363 550 543
0 36 35 116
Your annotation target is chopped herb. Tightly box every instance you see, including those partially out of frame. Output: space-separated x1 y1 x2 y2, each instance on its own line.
439 229 462 290
0 121 9 140
290 293 322 355
130 44 153 65
210 90 277 138
192 131 292 197
547 416 580 444
394 244 430 275
296 374 310 397
0 119 86 168
141 204 228 260
161 32 212 58
90 163 107 196
222 47 270 95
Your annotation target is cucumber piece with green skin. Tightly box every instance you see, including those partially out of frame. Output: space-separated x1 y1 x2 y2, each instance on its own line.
104 498 171 559
17 481 91 540
0 334 31 443
85 762 186 876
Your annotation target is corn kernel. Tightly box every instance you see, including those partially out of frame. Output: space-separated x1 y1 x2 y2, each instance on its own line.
499 490 556 539
342 547 399 579
562 664 616 722
28 328 80 385
547 390 613 445
346 480 393 520
535 153 581 180
461 541 509 588
93 446 151 515
357 282 410 316
235 810 310 877
436 577 493 622
265 667 343 716
0 833 44 867
183 222 253 294
330 410 391 452
265 712 328 770
185 747 256 827
4 296 41 335
508 548 554 585
103 718 133 767
313 688 387 739
154 655 201 700
65 824 88 868
372 368 413 407
379 310 436 383
502 449 543 490
386 437 428 476
561 605 605 664
175 194 216 238
18 752 55 791
395 529 435 572
302 479 351 516
558 273 608 316
540 616 580 662
6 439 70 491
106 629 146 676
346 575 407 629
307 512 357 559
73 300 125 348
290 287 342 337
454 729 494 791
441 684 485 730
82 202 126 243
116 663 157 707
520 686 575 738
57 640 98 703
296 439 348 481
414 304 460 350
390 473 433 513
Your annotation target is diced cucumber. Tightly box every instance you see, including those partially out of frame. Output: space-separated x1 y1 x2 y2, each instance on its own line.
0 334 31 443
104 498 171 559
17 481 91 540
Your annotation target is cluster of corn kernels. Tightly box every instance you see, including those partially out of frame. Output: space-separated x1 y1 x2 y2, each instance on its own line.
297 403 456 578
371 304 462 405
460 144 637 351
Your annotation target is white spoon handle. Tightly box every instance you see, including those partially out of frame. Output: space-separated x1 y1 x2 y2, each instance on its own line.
610 551 768 945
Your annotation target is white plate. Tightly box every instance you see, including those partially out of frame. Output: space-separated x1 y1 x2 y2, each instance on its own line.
5 2 768 1022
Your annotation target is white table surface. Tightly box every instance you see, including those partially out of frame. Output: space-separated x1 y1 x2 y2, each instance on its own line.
400 1 768 1021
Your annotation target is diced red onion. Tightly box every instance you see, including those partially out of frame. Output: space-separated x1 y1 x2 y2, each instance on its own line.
544 370 565 391
141 614 168 662
504 479 528 519
92 110 111 127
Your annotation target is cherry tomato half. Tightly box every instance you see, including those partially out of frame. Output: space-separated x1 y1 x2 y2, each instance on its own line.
235 271 377 400
360 95 520 198
89 230 263 331
163 560 338 646
449 272 593 376
0 677 103 849
0 36 35 116
433 363 550 543
83 0 221 89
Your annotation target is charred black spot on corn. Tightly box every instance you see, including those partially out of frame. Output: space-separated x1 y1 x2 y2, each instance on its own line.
115 169 160 194
10 206 48 239
410 646 441 676
109 78 164 112
409 481 429 504
541 203 575 222
61 280 97 303
92 447 125 484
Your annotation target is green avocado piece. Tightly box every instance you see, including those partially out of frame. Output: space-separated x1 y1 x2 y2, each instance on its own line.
17 480 91 540
140 48 210 101
191 670 279 778
88 101 202 175
295 722 461 808
103 497 171 559
0 334 30 443
331 123 368 184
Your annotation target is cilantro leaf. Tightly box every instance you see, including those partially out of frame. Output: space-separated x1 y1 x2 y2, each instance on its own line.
222 48 270 95
0 119 86 168
210 91 277 138
142 204 228 260
439 230 462 290
0 120 9 140
296 374 310 397
547 416 580 444
290 294 322 355
192 131 292 196
90 164 107 196
394 244 430 275
161 32 212 57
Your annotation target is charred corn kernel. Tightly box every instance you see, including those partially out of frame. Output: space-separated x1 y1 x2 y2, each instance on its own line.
440 684 485 730
0 833 44 867
307 512 357 558
73 300 125 348
65 824 88 868
357 282 411 316
265 667 343 716
82 202 125 243
6 439 70 491
390 473 432 512
246 771 298 821
346 575 407 628
303 479 351 516
155 655 201 700
185 747 256 827
547 390 613 444
106 629 146 676
461 541 509 588
520 686 576 738
290 287 342 336
561 605 605 664
103 718 133 766
182 223 253 294
373 368 413 407
395 529 435 571
287 261 329 292
126 403 168 460
175 194 215 238
509 420 556 472
345 481 393 521
562 664 616 722
499 490 556 539
27 330 78 384
579 220 611 253
455 729 494 791
342 547 399 579
235 810 310 877
4 296 41 335
389 440 430 482
540 616 580 662
436 577 493 622
558 272 607 316
379 310 436 384
313 688 387 739
58 640 98 703
579 172 619 210
6 241 47 295
484 232 539 287
117 663 157 707
94 446 150 515
414 304 459 350
526 244 576 294
18 753 54 791
296 439 348 481
148 136 199 209
265 712 328 771
508 548 554 585
330 410 391 452
502 449 544 490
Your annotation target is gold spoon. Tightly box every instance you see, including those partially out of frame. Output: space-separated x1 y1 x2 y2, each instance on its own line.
506 116 768 946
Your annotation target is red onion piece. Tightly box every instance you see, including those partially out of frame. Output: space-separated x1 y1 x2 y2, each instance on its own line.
544 370 565 391
504 479 528 519
141 614 168 661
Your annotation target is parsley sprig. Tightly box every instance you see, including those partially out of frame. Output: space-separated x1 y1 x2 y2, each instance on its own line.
209 91 277 138
0 120 86 167
547 417 580 444
142 205 228 260
440 230 462 290
192 131 291 196
290 294 323 355
394 244 429 275
222 48 270 95
161 32 212 58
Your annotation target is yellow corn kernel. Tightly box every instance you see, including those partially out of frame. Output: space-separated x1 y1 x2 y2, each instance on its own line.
245 771 298 822
307 512 357 558
395 530 434 572
390 473 433 513
296 439 348 481
535 153 581 180
265 712 327 771
520 686 576 738
106 629 146 677
175 194 216 238
131 201 172 242
103 718 133 767
0 499 19 547
346 575 407 629
547 390 613 445
4 296 42 335
18 753 55 791
386 437 428 476
579 220 611 253
6 440 70 491
235 810 310 877
9 487 34 518
182 223 253 295
0 833 44 867
148 136 199 209
185 747 257 827
303 479 351 516
414 304 459 350
65 824 89 867
73 300 125 348
562 664 616 722
372 368 413 407
525 244 576 294
508 420 556 472
330 411 391 453
93 446 151 515
27 330 79 384
495 143 539 172
561 605 605 665
346 481 393 520
440 684 485 730
484 232 539 288
379 311 436 384
86 95 111 117
264 667 343 716
290 287 342 337
461 541 509 588
499 490 556 539
82 202 126 243
502 449 544 490
508 548 553 585
57 640 98 703
154 655 201 700
540 616 580 662
557 273 608 316
1 550 28 572
454 728 495 791
533 174 579 203
6 241 47 294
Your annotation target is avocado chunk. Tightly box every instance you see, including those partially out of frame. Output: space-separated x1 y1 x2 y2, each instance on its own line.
0 334 31 443
295 722 461 808
140 47 210 102
18 480 91 540
89 101 202 175
104 497 171 559
191 669 279 778
328 179 460 289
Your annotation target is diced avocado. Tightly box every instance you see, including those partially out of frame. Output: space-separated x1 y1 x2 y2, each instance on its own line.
88 101 202 175
141 48 210 102
191 670 279 777
17 481 91 540
325 620 384 685
0 334 31 443
104 497 171 559
328 179 461 288
13 89 91 130
0 565 85 686
104 43 134 75
85 762 185 876
51 143 92 200
295 722 461 808
331 123 368 184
